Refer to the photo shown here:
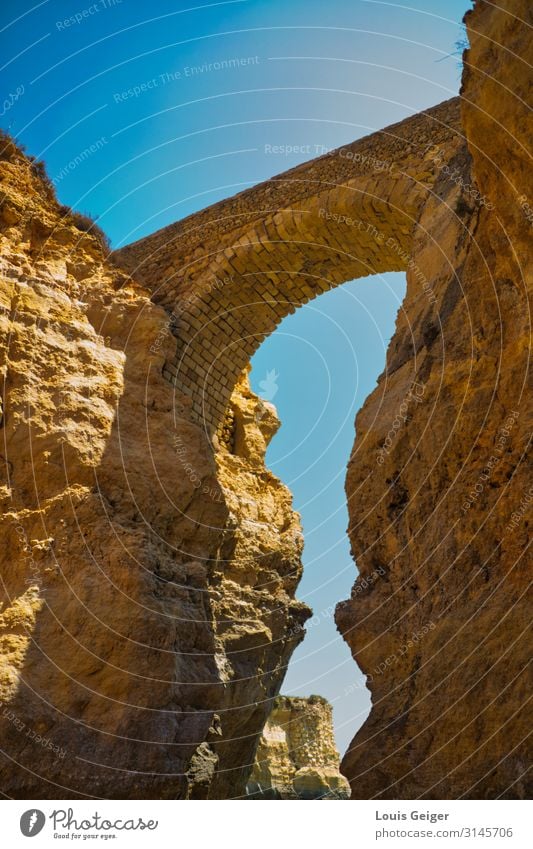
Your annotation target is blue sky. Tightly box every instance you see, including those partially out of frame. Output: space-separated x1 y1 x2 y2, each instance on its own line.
1 0 468 753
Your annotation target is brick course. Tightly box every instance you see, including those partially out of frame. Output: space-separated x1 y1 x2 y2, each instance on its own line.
114 98 462 435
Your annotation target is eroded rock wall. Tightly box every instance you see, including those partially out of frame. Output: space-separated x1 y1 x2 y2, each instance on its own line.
247 695 350 799
336 0 532 799
0 139 308 798
201 370 310 798
0 0 529 802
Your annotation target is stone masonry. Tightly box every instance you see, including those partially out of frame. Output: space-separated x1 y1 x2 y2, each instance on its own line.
114 98 463 437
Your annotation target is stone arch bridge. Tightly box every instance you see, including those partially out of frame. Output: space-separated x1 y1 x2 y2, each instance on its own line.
114 97 463 436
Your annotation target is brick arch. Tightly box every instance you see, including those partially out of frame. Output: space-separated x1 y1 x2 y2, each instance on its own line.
114 98 463 436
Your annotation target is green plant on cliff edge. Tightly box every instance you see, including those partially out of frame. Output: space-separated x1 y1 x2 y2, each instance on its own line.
0 129 111 254
59 205 111 253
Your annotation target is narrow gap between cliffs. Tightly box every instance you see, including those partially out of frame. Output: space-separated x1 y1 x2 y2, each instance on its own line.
248 271 407 758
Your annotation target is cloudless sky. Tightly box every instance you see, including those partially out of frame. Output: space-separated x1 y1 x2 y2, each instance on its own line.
1 0 468 754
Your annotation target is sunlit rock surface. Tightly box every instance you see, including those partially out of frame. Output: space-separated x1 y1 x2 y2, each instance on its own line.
336 0 532 799
0 139 308 798
247 696 350 799
0 0 530 801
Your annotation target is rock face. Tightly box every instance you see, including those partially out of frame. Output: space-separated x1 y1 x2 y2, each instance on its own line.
336 0 532 799
204 371 310 798
247 696 350 799
0 137 308 798
0 0 530 800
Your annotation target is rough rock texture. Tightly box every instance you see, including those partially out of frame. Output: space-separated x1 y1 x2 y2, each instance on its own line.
461 0 531 245
0 0 530 801
247 695 350 799
204 370 310 798
336 0 532 799
0 139 308 798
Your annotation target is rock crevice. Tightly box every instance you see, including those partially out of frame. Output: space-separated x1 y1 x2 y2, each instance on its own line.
0 0 530 800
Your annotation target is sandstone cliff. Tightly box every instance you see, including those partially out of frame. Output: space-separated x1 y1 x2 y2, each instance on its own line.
247 695 350 799
0 137 309 798
336 0 532 799
0 0 530 801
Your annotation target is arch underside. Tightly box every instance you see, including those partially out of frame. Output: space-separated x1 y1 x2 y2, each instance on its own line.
114 98 463 435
